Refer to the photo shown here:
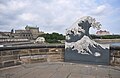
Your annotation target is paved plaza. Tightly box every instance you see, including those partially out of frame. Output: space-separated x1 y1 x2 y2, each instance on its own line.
0 62 120 78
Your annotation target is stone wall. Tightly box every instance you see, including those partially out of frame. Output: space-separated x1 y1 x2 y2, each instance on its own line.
0 47 64 68
110 46 120 66
0 50 20 68
19 48 64 63
0 44 120 68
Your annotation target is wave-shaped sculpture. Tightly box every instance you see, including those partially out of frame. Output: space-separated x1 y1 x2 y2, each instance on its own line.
65 16 110 65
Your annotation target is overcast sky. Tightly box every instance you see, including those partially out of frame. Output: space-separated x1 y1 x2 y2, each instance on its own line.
0 0 120 34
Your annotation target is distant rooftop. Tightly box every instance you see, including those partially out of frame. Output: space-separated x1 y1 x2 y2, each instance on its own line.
25 25 39 29
96 30 110 35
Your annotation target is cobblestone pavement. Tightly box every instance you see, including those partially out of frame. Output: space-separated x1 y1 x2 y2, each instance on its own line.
0 62 120 78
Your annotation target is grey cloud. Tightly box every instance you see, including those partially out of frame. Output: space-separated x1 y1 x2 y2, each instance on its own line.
0 0 120 34
0 0 9 4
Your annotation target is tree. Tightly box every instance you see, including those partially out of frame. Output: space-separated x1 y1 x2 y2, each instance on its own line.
38 32 65 43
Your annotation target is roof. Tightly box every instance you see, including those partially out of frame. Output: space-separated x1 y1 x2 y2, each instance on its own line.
25 26 39 29
96 30 110 34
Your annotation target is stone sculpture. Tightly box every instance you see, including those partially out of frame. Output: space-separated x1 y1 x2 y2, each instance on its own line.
65 16 110 65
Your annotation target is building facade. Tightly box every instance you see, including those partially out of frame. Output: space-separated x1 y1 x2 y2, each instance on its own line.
0 26 45 41
0 32 10 39
25 26 44 39
15 30 33 39
96 30 110 35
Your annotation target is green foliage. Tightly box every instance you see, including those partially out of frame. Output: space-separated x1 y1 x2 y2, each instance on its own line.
90 35 120 39
39 32 120 43
39 32 65 43
90 35 101 39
